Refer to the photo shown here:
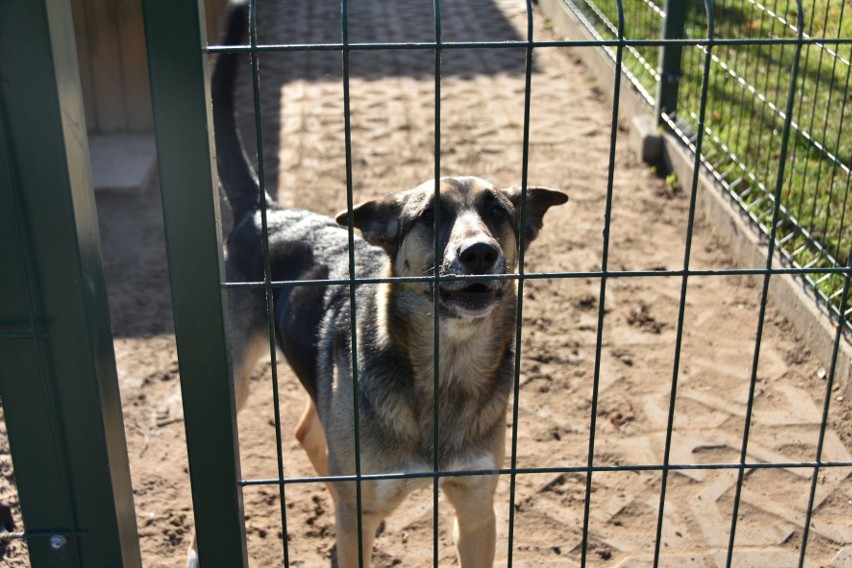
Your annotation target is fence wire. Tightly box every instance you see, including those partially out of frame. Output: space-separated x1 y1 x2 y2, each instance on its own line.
200 0 852 567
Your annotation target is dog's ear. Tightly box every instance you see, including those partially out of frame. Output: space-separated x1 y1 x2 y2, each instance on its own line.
505 187 568 247
335 197 401 255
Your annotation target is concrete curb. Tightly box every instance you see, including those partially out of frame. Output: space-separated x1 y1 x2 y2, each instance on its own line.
89 133 157 194
537 0 851 396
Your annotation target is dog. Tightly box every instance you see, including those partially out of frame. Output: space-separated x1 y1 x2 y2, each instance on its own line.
188 4 567 567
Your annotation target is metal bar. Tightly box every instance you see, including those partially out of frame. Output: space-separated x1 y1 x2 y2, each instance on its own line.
0 332 48 340
653 1 716 565
141 0 248 565
244 0 292 562
203 36 852 55
0 1 141 566
238 457 852 487
219 264 851 291
579 2 624 565
339 0 367 565
431 2 442 564
507 3 537 564
725 2 804 564
798 246 851 565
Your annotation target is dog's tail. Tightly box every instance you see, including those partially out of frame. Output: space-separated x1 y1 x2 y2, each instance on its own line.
211 1 264 221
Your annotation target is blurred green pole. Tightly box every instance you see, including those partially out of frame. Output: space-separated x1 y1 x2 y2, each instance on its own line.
655 0 688 124
141 0 249 565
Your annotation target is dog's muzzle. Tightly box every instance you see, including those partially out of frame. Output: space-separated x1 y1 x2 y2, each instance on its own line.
437 280 505 317
429 239 507 317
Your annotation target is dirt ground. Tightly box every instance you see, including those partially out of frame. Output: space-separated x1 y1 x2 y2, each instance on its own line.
2 0 851 566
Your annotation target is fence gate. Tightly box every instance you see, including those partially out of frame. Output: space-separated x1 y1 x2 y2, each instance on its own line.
142 0 852 566
2 0 851 566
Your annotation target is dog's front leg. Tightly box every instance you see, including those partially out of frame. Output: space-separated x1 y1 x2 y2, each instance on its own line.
442 474 499 568
334 495 383 568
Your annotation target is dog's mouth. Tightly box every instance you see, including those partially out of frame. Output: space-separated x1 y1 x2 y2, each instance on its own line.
437 281 504 317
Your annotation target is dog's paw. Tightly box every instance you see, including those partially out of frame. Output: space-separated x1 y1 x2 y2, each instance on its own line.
186 549 199 568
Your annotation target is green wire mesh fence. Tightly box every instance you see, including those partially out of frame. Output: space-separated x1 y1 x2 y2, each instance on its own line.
569 0 852 330
180 0 852 566
6 0 849 564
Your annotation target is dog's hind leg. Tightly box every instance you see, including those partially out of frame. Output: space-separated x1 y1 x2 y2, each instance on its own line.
224 283 270 411
294 397 337 503
230 329 268 411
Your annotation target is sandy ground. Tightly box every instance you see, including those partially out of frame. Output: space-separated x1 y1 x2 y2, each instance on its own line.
1 0 851 566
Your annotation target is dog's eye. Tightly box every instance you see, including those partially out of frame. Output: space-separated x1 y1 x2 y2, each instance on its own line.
421 207 435 224
490 206 507 221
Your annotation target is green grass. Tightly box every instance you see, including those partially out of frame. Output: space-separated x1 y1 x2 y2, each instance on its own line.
572 0 851 322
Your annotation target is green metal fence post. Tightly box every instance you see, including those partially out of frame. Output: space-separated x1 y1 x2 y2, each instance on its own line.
141 1 249 566
655 0 688 124
0 1 141 566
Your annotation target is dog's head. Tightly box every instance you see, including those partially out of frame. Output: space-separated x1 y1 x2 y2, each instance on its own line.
336 177 567 318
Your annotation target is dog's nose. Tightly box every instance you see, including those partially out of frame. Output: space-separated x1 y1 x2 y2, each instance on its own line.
458 241 500 274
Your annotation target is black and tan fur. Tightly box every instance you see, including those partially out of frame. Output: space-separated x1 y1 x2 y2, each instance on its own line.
189 5 568 567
